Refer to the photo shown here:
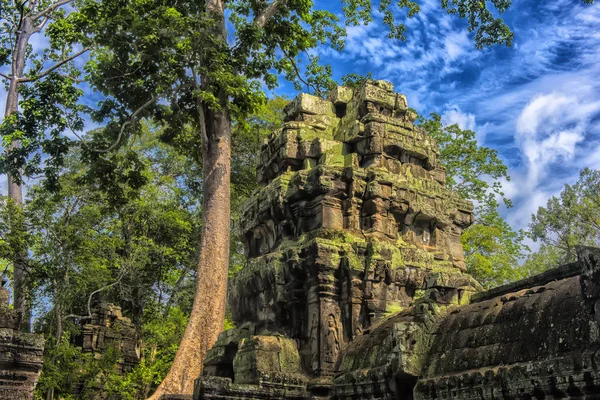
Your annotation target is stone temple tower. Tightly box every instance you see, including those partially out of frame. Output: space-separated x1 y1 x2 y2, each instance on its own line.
194 80 482 398
190 81 600 400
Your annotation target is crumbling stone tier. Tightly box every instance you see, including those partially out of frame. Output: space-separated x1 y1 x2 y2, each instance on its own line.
75 302 140 374
0 279 44 400
71 302 140 398
188 81 600 400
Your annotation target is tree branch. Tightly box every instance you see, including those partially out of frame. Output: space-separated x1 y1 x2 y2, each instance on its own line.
255 0 289 28
95 95 156 153
33 15 49 33
33 0 73 20
281 47 316 94
65 273 125 321
18 47 90 83
0 72 9 80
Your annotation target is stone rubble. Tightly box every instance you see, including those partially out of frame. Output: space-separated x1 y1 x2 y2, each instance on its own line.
76 302 140 374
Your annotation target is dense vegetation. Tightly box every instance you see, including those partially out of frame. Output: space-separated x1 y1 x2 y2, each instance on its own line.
0 0 597 399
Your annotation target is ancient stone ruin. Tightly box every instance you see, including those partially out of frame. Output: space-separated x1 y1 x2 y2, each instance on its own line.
0 279 44 400
70 302 140 398
75 302 140 374
191 81 600 400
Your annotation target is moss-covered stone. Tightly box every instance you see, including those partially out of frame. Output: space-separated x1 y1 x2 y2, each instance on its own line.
195 80 600 400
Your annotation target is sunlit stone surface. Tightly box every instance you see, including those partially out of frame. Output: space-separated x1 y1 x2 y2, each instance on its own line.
190 81 600 400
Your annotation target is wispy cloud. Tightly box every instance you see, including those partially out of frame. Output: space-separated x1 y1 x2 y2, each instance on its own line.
1 0 599 250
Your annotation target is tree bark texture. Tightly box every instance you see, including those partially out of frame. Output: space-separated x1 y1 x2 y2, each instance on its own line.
149 105 232 399
148 0 231 388
4 15 34 332
147 0 291 396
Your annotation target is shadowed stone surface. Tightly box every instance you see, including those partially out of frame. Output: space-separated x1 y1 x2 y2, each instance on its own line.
413 247 600 400
72 302 141 398
192 81 600 400
76 303 140 374
0 280 44 400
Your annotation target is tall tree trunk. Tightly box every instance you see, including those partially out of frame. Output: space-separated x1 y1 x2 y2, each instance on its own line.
5 16 34 332
148 2 230 390
148 0 280 396
148 105 231 398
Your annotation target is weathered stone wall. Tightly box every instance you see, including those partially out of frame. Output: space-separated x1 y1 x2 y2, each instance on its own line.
0 281 44 400
229 81 479 379
71 302 140 399
193 80 600 400
195 80 480 399
413 247 600 400
77 303 140 374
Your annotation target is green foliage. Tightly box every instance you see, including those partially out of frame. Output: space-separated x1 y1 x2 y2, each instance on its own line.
461 208 528 287
24 127 200 325
520 244 565 277
440 0 513 48
231 96 288 201
35 333 85 398
100 306 189 399
1 73 87 188
27 127 199 398
0 197 28 268
419 113 529 288
0 0 91 185
421 113 509 207
36 332 142 400
341 72 373 88
71 0 518 182
529 168 600 263
339 0 512 46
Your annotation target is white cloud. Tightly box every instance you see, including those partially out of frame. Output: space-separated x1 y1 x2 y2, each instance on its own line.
441 105 476 131
440 105 495 144
497 86 599 235
514 91 598 189
317 0 482 112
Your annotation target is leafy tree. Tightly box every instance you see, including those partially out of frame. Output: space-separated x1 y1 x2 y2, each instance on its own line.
34 332 87 398
529 168 600 264
461 207 529 287
420 113 529 288
520 244 564 278
108 306 189 399
23 127 200 399
36 306 190 400
71 1 517 396
25 127 200 325
341 72 373 88
231 96 288 202
0 0 90 331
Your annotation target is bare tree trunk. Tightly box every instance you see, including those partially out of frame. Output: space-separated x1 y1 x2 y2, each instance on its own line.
5 16 34 332
148 105 231 398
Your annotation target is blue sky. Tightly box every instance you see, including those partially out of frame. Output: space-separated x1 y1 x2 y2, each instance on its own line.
2 0 599 253
280 0 600 249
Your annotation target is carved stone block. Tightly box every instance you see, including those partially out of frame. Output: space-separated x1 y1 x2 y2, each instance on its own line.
192 81 600 400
